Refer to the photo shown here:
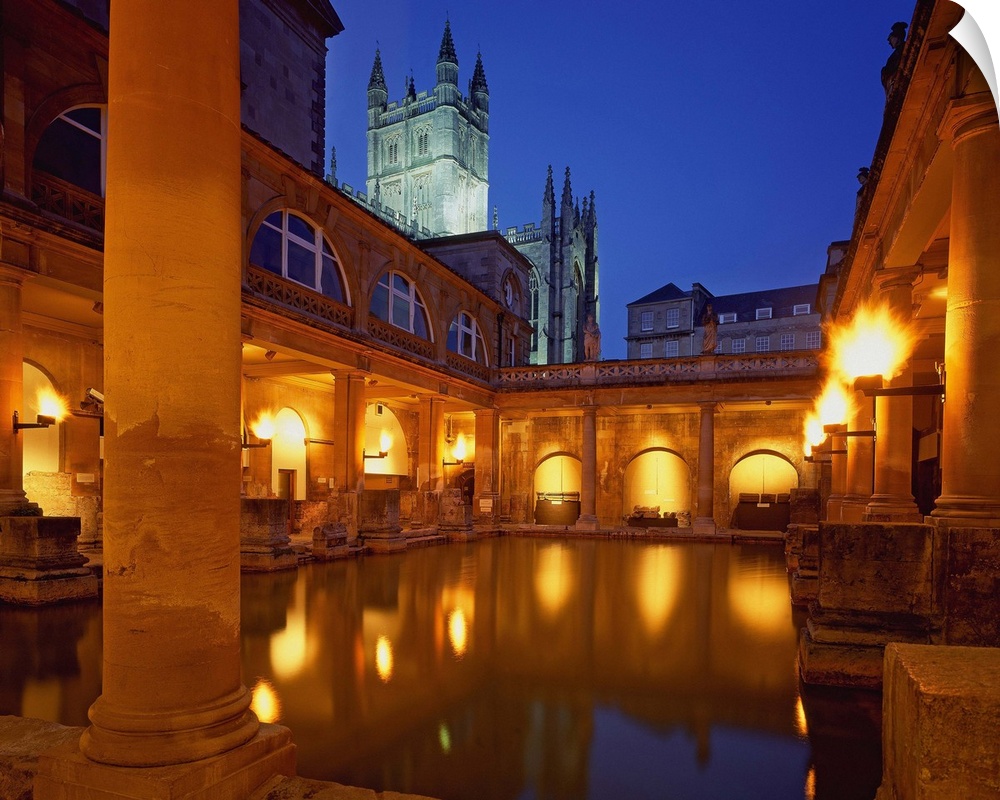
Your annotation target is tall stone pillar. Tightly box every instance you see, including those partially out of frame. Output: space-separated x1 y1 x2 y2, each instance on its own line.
576 405 599 530
693 403 717 535
840 393 875 522
419 396 445 493
866 272 921 522
473 407 500 524
932 98 1000 526
37 2 293 794
0 266 28 513
826 428 848 522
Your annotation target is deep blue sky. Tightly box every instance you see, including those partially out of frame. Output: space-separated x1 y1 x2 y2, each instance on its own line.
326 1 917 359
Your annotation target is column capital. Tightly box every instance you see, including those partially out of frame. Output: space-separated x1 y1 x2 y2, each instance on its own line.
874 266 920 292
0 262 30 286
940 94 999 147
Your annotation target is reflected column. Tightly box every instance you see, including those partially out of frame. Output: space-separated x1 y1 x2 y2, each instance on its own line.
576 405 599 530
693 402 717 535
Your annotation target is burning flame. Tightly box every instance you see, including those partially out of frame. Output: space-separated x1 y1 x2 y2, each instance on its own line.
802 379 852 457
378 429 392 454
250 411 276 440
37 389 68 421
827 303 916 383
452 433 467 463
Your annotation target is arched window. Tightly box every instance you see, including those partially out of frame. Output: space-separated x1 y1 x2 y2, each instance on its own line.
33 105 107 197
250 211 346 303
416 129 429 156
528 271 540 350
371 271 430 339
447 311 488 365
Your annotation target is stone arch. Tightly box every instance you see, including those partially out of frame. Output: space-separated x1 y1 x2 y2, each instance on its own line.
728 450 799 500
22 361 64 475
364 402 407 477
271 407 308 501
532 452 581 524
623 447 691 519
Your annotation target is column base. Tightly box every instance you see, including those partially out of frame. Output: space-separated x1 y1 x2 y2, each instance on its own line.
825 496 844 522
864 494 922 523
34 723 295 800
930 494 1000 528
0 515 98 605
839 496 871 523
363 533 407 553
692 517 716 536
575 514 599 531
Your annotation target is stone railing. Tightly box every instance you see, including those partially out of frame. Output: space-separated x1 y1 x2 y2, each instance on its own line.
368 316 436 361
245 266 353 330
445 351 491 384
31 172 104 231
496 351 819 390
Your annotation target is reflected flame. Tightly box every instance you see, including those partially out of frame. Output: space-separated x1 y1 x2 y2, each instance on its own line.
251 411 276 440
795 695 808 738
452 433 467 462
250 678 281 724
637 546 681 635
270 582 308 680
827 303 916 383
448 608 468 657
379 429 392 454
375 635 394 682
805 766 816 800
37 389 68 421
534 543 573 618
438 722 452 754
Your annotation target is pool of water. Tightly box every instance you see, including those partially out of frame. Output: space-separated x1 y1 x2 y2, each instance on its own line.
0 537 882 799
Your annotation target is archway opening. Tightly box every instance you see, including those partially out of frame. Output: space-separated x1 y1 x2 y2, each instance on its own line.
272 407 307 501
22 362 64 475
623 449 690 524
533 454 581 525
729 451 798 531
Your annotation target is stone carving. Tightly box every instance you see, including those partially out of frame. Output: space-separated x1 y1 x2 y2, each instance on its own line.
583 314 601 361
701 303 717 354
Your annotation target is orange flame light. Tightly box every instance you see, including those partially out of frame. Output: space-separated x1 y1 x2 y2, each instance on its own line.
37 389 68 421
803 379 853 457
452 433 467 463
379 429 392 454
251 411 276 440
827 303 917 383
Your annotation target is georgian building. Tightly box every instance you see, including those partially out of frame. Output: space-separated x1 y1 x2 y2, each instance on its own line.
626 282 822 359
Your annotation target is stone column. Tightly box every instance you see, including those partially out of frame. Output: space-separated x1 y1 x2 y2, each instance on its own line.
932 98 1000 526
419 396 445 493
826 427 848 522
0 265 28 513
693 402 717 535
330 370 366 542
473 407 500 524
41 1 293 790
866 272 921 522
839 393 875 522
576 405 599 530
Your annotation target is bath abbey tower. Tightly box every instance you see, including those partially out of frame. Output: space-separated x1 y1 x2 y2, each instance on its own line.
365 21 600 364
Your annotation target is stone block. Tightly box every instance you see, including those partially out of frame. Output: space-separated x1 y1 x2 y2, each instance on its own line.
0 715 82 800
877 643 1000 800
817 522 941 617
359 490 404 552
789 487 820 524
439 489 472 535
0 516 98 605
312 523 348 560
240 499 296 573
940 527 1000 646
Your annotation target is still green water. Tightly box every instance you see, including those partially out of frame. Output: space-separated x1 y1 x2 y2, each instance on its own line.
0 537 881 799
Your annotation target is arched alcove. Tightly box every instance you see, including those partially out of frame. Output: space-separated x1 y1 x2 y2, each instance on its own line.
22 362 63 474
533 453 581 524
272 407 307 501
623 448 690 517
729 451 798 499
364 403 407 476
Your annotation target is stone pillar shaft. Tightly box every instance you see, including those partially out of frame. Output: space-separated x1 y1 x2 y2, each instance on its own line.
82 0 257 766
694 403 716 533
933 99 1000 525
473 407 500 522
577 406 598 529
840 393 874 522
420 397 445 493
345 372 367 494
0 266 27 512
866 275 920 521
827 432 848 522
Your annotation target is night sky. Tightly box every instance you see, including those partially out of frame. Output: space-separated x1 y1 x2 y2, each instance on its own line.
325 1 999 360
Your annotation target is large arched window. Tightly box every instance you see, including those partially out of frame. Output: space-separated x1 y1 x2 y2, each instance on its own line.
370 271 430 339
447 311 488 365
33 105 107 197
250 211 346 303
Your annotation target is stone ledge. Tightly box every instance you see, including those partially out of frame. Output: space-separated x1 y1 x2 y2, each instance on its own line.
877 643 1000 800
0 716 81 800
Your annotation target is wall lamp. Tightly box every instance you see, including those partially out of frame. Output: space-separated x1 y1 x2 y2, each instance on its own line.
364 430 392 459
241 430 271 450
13 410 56 434
443 434 470 467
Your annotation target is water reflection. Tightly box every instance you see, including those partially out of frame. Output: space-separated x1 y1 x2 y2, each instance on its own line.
0 539 881 799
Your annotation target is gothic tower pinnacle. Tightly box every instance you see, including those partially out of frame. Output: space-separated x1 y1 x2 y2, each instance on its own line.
436 19 459 96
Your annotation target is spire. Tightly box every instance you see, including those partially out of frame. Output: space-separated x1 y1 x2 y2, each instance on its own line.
368 48 386 92
471 51 489 94
438 19 458 65
561 166 573 208
543 165 555 206
574 197 581 227
589 190 597 224
406 75 416 102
